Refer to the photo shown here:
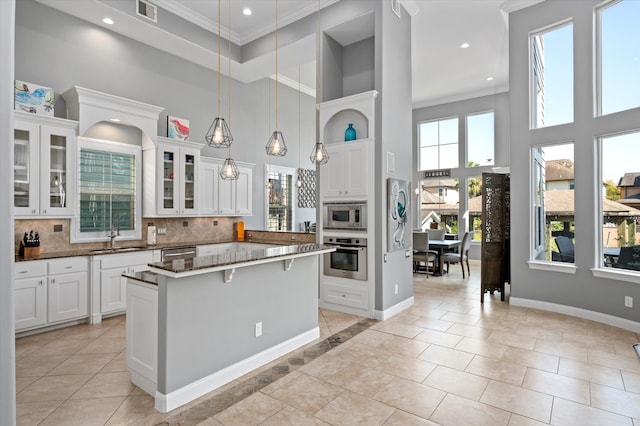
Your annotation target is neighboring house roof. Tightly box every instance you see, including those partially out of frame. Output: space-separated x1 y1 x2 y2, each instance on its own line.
421 191 442 204
618 172 640 187
545 159 574 182
421 178 457 188
465 190 640 217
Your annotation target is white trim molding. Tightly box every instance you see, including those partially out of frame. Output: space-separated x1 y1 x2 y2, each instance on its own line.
375 296 414 321
510 297 640 333
154 327 319 413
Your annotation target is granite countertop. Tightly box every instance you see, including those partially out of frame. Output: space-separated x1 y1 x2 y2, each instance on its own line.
14 238 306 262
149 243 333 275
123 271 160 286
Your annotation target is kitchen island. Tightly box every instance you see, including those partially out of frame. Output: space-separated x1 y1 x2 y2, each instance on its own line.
125 242 333 413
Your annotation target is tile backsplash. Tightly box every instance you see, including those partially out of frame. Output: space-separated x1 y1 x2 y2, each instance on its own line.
15 217 236 253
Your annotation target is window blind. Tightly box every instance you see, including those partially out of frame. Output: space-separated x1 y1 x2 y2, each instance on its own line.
79 148 136 233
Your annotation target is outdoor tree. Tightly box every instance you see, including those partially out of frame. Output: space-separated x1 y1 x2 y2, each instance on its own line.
604 180 621 201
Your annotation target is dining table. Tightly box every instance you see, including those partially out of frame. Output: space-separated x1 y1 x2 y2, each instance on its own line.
428 239 461 276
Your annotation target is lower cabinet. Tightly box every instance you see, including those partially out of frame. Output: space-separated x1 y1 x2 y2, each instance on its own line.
91 251 154 321
14 257 89 332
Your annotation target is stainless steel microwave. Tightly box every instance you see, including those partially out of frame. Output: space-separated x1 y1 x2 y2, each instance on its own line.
324 202 366 230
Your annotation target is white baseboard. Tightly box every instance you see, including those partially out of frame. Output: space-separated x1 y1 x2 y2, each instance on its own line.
130 369 156 396
154 327 320 413
375 296 414 321
510 297 640 333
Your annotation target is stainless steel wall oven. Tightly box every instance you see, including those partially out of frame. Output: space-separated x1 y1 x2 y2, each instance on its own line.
323 236 367 281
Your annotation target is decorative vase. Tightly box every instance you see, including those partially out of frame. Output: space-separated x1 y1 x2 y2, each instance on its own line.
345 123 357 141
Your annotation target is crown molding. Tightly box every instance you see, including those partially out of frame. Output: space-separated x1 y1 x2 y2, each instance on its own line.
500 0 545 14
271 73 315 98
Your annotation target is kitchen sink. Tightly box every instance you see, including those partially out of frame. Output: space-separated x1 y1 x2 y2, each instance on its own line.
89 246 149 254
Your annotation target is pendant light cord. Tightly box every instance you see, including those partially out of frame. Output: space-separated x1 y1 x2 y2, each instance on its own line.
317 0 321 120
217 0 221 117
227 0 232 158
275 0 279 129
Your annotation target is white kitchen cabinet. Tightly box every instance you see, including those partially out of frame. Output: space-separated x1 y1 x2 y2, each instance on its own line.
322 140 369 199
14 257 88 332
200 158 253 216
92 251 154 319
143 137 201 216
13 111 78 217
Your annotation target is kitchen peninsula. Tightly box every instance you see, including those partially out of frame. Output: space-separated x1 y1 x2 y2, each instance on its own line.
125 242 333 413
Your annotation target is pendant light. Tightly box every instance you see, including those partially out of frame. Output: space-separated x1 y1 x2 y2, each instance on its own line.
205 0 233 148
310 0 329 165
265 0 288 156
220 0 239 180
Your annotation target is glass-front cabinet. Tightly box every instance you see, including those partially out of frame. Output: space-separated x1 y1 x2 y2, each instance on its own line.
14 112 77 217
144 137 201 216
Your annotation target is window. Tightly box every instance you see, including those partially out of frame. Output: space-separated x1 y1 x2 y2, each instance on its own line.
418 177 459 234
600 131 640 270
266 165 295 231
531 143 575 262
466 111 495 166
597 0 640 115
468 176 483 241
530 21 574 128
74 138 141 242
418 117 458 170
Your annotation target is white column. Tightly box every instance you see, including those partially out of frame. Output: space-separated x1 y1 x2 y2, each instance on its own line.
0 1 17 425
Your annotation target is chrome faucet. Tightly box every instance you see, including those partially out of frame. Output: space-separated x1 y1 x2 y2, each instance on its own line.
109 212 121 249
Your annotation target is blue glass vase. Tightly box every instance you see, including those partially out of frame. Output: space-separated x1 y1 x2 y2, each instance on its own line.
345 123 357 141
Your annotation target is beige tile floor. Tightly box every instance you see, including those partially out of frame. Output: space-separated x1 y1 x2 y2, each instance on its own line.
15 260 640 425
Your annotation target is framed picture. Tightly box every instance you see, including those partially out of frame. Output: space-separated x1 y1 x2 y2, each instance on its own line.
14 80 54 116
388 178 410 251
167 115 190 141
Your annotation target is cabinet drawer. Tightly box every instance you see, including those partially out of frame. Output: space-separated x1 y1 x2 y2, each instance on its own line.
14 260 47 278
322 283 368 310
48 257 88 275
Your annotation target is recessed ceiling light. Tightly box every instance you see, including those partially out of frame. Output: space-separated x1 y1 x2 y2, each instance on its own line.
486 76 494 81
460 42 470 49
242 7 252 16
102 17 114 25
110 118 121 122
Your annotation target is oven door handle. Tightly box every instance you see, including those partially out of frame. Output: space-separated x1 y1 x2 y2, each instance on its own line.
333 245 366 251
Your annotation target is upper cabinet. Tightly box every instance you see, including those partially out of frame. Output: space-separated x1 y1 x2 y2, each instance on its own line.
319 91 377 201
13 111 78 217
143 137 202 217
322 141 370 199
200 158 253 216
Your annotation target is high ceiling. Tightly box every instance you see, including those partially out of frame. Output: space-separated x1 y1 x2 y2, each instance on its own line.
36 0 533 107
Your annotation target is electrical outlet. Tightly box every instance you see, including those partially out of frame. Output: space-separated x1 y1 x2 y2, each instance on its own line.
213 220 218 226
394 284 398 295
384 254 388 262
625 296 633 308
255 322 263 337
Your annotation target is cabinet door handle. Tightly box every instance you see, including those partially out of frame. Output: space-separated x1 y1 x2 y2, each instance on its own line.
51 278 55 284
18 270 28 274
65 266 72 269
42 209 46 214
38 280 43 286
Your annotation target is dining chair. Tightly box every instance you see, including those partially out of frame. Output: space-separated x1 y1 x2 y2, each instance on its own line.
427 228 445 241
413 232 437 278
441 231 472 278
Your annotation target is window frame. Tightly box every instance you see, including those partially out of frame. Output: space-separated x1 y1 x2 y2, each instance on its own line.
264 164 296 232
465 110 495 167
528 18 574 130
72 137 142 243
417 116 459 171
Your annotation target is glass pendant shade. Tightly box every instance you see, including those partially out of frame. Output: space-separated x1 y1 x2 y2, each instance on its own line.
220 157 239 180
310 141 329 165
205 117 233 148
265 130 287 156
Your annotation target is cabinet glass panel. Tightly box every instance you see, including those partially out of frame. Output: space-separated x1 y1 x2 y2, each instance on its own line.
48 133 67 208
14 128 31 208
163 151 175 209
184 153 195 209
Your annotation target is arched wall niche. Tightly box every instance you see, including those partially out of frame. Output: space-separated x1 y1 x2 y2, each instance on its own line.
62 86 163 150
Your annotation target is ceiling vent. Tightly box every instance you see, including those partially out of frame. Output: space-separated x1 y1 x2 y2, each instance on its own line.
137 0 157 23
